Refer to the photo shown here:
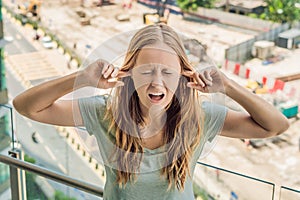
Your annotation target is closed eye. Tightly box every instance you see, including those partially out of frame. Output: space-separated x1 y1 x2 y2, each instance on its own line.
162 69 173 75
141 71 152 75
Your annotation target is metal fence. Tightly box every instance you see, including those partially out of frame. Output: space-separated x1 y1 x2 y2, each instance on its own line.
225 23 290 63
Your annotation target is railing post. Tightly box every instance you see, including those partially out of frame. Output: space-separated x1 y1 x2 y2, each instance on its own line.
9 149 27 200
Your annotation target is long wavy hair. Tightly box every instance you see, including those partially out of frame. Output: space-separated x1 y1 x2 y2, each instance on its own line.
105 24 203 191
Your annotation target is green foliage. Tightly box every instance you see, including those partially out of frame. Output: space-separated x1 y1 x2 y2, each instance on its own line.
177 0 215 11
193 182 212 200
261 0 300 25
25 172 48 199
24 154 47 199
248 13 259 19
0 133 10 151
24 154 36 164
55 190 77 200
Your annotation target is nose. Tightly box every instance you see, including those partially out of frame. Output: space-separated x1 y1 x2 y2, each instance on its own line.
151 72 164 86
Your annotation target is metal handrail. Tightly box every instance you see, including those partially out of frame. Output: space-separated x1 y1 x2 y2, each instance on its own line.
281 186 300 193
197 161 275 186
197 161 275 200
0 154 104 197
2 151 300 199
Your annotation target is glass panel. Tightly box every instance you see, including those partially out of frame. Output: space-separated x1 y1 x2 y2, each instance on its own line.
280 186 300 200
13 111 105 188
25 170 102 200
0 162 11 200
195 162 275 200
0 105 12 200
0 105 13 151
0 161 102 200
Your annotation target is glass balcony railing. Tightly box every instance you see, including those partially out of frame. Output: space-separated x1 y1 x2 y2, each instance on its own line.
194 161 275 200
0 152 103 200
1 104 300 200
0 104 15 150
1 148 300 199
280 186 300 200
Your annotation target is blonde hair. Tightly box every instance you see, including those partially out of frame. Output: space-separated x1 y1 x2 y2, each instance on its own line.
105 24 203 191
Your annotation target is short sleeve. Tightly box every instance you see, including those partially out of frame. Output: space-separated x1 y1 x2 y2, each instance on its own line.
202 101 228 142
78 95 116 165
78 95 107 135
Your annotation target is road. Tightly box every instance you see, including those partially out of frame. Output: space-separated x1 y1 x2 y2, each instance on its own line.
3 15 104 199
4 17 36 55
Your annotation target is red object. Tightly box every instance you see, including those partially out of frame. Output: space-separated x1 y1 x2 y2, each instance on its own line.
233 63 240 75
262 76 267 85
224 59 228 70
269 79 285 93
245 68 250 79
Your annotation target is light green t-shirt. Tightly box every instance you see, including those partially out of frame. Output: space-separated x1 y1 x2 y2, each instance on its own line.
78 96 227 200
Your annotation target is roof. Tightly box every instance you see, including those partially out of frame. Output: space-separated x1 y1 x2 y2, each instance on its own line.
279 29 300 39
254 40 275 48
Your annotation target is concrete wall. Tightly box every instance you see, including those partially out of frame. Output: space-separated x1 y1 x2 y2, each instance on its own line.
189 7 280 32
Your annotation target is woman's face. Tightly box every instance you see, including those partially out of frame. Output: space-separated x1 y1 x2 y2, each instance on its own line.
131 43 181 113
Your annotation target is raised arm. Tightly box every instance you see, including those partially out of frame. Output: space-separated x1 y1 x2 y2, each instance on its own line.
220 77 290 138
184 68 290 139
13 60 124 126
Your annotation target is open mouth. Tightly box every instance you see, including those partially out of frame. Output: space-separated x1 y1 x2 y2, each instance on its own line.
148 93 165 102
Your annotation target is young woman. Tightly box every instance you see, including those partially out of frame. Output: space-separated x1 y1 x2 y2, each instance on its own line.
13 24 289 199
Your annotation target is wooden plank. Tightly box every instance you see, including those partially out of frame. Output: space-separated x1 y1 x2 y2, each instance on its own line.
277 73 300 82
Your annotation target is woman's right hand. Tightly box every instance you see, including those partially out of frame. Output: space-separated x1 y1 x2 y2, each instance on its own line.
13 59 129 126
81 59 126 89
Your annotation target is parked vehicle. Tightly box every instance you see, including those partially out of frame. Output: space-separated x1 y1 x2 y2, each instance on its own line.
278 101 299 118
41 36 55 49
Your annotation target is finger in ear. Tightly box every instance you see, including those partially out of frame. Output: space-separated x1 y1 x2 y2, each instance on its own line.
181 70 194 78
117 71 132 78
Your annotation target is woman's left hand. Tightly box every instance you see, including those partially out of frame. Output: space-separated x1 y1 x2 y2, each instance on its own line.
182 67 228 94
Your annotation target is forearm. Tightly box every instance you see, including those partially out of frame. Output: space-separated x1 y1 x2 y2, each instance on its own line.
224 79 289 134
13 71 87 116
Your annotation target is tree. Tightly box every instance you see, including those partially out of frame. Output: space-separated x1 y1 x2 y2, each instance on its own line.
177 0 215 11
55 191 77 200
262 0 300 26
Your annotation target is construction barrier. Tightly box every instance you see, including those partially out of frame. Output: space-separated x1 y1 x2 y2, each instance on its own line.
223 59 287 93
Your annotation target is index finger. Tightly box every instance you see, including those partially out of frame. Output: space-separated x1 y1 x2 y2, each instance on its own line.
117 70 131 78
181 70 195 78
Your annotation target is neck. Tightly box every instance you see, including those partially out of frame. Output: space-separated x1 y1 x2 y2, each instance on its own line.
139 104 166 136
